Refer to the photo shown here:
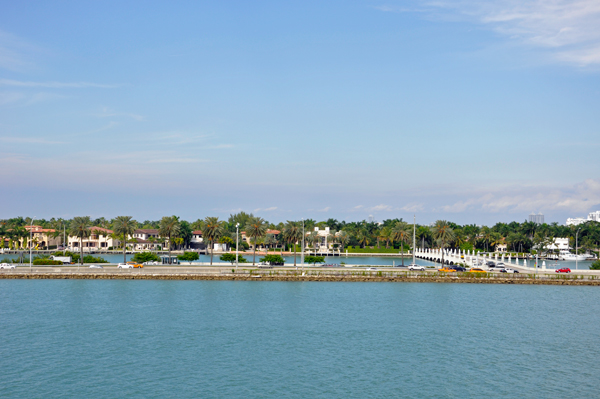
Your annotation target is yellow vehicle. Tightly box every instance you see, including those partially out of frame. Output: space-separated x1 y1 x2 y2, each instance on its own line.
126 261 143 268
440 267 456 272
469 268 486 273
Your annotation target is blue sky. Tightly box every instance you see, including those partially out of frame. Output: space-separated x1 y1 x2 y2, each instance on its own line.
1 0 599 225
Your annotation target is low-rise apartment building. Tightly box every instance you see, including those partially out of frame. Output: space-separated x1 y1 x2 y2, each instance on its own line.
68 226 115 251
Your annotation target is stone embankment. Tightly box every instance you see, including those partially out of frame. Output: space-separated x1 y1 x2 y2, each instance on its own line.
1 271 599 286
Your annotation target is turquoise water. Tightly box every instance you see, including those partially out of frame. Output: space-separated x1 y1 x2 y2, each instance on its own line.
1 280 599 398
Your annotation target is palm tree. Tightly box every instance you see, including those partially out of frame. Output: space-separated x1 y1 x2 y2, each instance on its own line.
357 229 370 248
306 231 318 255
113 216 138 264
392 222 411 266
159 216 180 264
70 216 91 266
338 231 350 252
379 227 392 249
481 226 492 252
203 216 224 265
283 221 302 266
490 232 504 252
265 233 278 253
327 230 337 254
431 220 455 265
245 217 267 265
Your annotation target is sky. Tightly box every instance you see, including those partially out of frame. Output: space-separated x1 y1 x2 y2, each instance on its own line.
1 0 599 225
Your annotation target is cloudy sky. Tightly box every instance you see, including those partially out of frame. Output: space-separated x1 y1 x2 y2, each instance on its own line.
1 0 599 225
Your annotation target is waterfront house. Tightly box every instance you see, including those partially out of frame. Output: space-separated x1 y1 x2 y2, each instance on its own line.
130 229 163 250
241 229 281 250
190 230 204 249
68 226 115 252
23 225 61 249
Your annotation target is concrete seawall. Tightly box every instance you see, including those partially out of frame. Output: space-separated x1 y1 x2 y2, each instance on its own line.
1 271 599 286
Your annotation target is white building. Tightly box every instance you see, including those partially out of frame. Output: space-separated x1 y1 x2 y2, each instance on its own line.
68 226 115 251
566 211 600 226
529 212 544 225
130 229 163 251
566 217 587 226
589 211 600 222
547 238 570 251
190 230 203 248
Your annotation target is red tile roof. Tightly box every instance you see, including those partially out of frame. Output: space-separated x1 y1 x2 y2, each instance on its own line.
25 225 56 233
135 229 159 234
89 226 113 234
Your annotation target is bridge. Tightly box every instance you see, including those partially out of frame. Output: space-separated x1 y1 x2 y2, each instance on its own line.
414 248 544 272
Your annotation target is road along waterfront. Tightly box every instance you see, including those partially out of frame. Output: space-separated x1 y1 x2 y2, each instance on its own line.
1 265 600 285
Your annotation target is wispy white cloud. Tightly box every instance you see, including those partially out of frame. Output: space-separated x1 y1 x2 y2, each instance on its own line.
26 92 69 105
0 136 64 144
0 91 25 105
436 179 600 214
400 203 424 212
379 0 600 66
252 207 278 212
0 30 39 71
0 78 121 89
146 158 207 164
318 207 331 212
369 204 394 212
0 91 68 106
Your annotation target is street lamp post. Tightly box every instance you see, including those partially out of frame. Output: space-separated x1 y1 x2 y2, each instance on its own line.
301 219 305 268
576 227 581 271
236 223 239 270
29 216 35 270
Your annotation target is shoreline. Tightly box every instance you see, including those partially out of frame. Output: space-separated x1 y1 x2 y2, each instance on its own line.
1 270 598 285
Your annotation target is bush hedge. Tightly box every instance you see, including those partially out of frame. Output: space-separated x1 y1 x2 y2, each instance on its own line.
33 259 63 265
178 252 200 261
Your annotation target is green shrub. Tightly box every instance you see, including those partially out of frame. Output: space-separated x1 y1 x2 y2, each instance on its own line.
81 255 108 263
304 255 325 265
178 252 200 261
132 252 160 263
590 260 600 270
259 254 285 265
33 259 63 265
220 253 248 264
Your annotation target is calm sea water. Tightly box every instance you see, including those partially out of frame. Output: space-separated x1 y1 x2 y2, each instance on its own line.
1 280 599 398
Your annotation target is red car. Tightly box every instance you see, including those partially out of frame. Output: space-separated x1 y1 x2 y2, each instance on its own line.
556 268 571 273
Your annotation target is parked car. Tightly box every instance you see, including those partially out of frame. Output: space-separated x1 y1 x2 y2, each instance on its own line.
408 264 425 271
117 263 133 269
500 268 519 274
469 268 486 273
556 268 571 273
89 265 103 269
0 263 16 270
440 267 456 272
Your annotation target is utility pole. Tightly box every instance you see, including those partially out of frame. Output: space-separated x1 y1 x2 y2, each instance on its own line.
236 223 239 270
301 219 305 267
29 216 35 271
